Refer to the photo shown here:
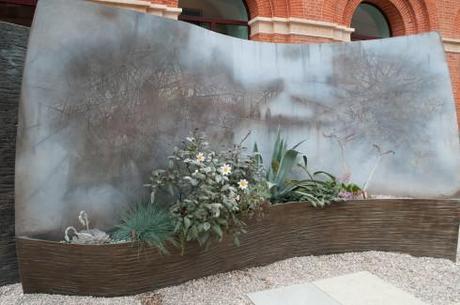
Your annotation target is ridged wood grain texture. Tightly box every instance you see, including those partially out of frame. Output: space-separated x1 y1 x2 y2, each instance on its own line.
16 199 460 297
0 21 29 286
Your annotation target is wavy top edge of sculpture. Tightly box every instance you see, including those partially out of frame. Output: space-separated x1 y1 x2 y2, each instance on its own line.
15 0 460 242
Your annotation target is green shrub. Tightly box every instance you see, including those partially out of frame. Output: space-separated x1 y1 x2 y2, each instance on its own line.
112 200 176 254
147 131 269 252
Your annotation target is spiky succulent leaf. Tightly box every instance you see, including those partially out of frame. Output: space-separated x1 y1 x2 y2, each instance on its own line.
274 149 299 186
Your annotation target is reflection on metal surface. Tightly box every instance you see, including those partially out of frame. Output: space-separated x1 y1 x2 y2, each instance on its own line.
16 0 460 237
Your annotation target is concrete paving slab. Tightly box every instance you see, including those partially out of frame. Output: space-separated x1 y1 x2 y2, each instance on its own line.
313 271 428 305
247 283 341 305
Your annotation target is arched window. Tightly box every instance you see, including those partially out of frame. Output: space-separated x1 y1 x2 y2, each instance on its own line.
351 3 391 41
179 0 249 40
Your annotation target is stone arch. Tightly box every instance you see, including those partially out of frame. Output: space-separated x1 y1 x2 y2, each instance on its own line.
343 0 412 36
411 0 439 32
322 0 437 36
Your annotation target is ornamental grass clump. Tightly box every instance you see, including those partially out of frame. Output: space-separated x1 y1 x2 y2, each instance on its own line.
112 200 177 254
147 132 269 251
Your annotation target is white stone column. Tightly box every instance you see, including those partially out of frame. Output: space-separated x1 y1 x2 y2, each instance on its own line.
91 0 182 19
248 17 355 42
443 37 460 54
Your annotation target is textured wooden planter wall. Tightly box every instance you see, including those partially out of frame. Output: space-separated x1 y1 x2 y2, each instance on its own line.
0 22 29 286
16 199 460 297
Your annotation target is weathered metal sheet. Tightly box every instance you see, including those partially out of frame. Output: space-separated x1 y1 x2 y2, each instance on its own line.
16 0 460 237
15 200 460 296
0 21 29 285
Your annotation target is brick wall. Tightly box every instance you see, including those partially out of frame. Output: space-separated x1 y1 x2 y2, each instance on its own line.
448 53 460 120
154 0 178 7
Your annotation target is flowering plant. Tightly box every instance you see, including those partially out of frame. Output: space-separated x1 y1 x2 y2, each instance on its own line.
147 132 269 251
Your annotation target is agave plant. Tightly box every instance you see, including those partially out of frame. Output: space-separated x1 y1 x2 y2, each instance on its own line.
255 131 363 207
254 130 305 203
112 200 177 254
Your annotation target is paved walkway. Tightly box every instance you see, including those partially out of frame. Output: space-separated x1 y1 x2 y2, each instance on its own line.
248 271 428 305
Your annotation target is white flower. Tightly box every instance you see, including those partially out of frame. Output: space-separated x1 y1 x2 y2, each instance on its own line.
235 195 240 201
192 169 199 176
186 137 195 142
220 164 232 176
238 179 249 190
196 152 205 163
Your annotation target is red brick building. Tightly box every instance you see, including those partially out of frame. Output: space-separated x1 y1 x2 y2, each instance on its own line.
1 0 460 122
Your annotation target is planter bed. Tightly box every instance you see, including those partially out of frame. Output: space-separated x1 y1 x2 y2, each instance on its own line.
16 199 460 297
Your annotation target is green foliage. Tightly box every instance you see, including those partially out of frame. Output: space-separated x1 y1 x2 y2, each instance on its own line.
290 172 342 207
294 157 364 206
340 182 362 194
114 130 364 256
112 200 176 254
147 131 269 252
256 132 362 207
254 131 304 202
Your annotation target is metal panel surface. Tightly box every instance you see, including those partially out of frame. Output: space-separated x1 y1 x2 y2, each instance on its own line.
16 0 460 236
0 21 29 285
16 200 460 296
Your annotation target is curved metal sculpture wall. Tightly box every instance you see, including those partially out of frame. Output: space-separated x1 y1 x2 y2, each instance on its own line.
16 0 460 238
16 200 460 296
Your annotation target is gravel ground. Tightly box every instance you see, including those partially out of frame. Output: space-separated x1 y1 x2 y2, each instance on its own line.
0 250 458 305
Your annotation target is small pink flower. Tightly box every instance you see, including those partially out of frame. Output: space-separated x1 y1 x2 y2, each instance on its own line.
339 191 353 200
